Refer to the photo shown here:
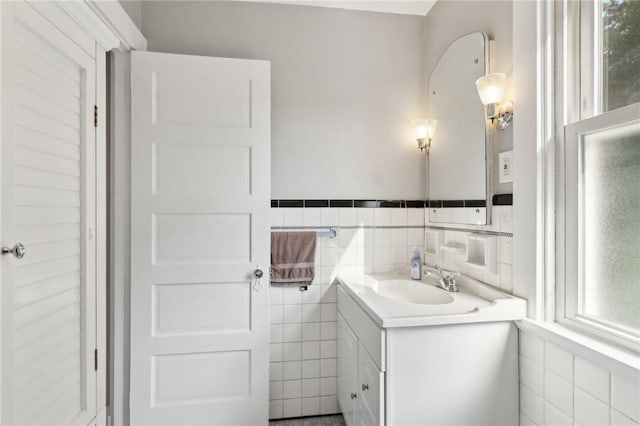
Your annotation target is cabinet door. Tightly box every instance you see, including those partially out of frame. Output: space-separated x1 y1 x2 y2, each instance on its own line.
337 312 359 426
357 343 384 426
0 3 99 425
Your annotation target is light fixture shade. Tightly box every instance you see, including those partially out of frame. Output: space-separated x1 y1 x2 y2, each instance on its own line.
415 122 429 140
475 73 506 105
412 118 437 140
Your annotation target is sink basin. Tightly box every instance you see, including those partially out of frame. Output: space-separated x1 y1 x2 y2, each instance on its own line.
371 280 454 305
336 272 527 327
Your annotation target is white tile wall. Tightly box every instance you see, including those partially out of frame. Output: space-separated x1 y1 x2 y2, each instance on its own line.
612 375 640 423
271 204 513 420
519 329 640 426
425 205 514 293
269 206 425 419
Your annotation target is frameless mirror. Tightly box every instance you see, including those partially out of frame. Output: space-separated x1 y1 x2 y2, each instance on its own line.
428 32 488 225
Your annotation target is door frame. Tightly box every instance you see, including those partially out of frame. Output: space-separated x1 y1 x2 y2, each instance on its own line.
0 1 141 424
96 6 147 426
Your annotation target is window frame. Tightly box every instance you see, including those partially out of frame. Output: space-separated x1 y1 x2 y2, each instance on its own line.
554 0 640 352
559 104 640 350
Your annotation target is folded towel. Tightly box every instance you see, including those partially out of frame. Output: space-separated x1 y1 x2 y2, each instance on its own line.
271 231 316 286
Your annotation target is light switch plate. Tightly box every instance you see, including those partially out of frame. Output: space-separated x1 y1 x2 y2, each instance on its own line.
499 150 513 183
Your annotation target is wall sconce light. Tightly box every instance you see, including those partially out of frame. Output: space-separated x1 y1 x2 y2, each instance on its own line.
475 73 513 130
413 118 438 154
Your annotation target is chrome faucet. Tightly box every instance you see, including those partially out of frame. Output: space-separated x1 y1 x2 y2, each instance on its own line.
424 265 460 292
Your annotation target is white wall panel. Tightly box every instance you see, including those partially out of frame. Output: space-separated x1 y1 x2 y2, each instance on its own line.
151 70 251 127
153 282 251 335
152 144 251 196
152 351 251 405
152 213 251 264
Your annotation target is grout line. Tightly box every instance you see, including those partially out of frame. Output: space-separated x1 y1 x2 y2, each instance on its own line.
519 412 538 426
520 381 543 399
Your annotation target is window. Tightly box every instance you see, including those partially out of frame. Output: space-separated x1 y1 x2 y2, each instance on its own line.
563 107 640 346
602 0 640 111
578 0 640 119
557 0 640 350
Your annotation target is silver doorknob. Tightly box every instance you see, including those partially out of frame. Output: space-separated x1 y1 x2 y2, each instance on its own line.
2 243 26 259
254 268 264 279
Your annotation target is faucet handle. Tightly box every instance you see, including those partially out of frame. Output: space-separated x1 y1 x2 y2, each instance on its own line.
434 264 443 276
450 272 461 278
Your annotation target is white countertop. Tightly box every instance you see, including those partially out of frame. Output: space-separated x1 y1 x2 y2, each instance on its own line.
335 271 527 328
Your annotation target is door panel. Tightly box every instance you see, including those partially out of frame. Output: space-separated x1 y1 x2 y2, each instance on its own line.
1 2 97 425
130 51 270 425
337 313 359 426
152 282 251 335
357 342 384 426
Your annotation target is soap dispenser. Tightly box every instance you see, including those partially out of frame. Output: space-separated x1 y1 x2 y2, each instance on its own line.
411 247 422 280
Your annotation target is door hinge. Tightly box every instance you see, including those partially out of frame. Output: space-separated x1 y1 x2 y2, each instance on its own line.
94 349 98 371
94 105 98 128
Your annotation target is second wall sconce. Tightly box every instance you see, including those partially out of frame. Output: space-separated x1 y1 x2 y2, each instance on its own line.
413 118 438 154
475 73 513 130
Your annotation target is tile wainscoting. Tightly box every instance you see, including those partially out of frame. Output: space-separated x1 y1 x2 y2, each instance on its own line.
519 326 639 426
424 205 514 293
268 206 425 419
268 199 514 419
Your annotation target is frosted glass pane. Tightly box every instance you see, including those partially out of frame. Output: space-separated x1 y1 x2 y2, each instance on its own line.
581 122 640 331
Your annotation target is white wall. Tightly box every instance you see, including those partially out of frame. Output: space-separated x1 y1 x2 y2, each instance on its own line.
512 0 540 318
141 1 426 199
117 0 142 32
424 0 513 196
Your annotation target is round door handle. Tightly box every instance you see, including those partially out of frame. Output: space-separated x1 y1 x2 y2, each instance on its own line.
350 392 357 399
2 243 26 259
254 268 264 279
362 384 369 391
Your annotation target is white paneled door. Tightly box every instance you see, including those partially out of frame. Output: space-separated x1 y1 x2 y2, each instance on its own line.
0 2 99 425
130 51 271 425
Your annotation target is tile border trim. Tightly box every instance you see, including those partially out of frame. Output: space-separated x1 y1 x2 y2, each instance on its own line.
271 225 426 231
492 194 513 206
271 197 513 208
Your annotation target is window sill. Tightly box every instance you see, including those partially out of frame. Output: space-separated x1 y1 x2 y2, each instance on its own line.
516 318 640 379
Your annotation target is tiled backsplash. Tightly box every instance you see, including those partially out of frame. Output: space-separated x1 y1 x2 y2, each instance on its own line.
424 205 514 293
268 200 513 419
519 329 639 426
268 206 424 419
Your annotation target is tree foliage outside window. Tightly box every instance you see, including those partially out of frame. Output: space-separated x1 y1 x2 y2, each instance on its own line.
603 0 640 111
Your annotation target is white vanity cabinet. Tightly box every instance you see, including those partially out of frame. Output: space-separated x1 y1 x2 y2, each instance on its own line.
337 313 359 426
337 313 385 426
357 341 384 425
336 282 520 426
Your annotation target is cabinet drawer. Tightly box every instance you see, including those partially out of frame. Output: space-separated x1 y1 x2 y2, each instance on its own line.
337 285 385 371
358 342 384 426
